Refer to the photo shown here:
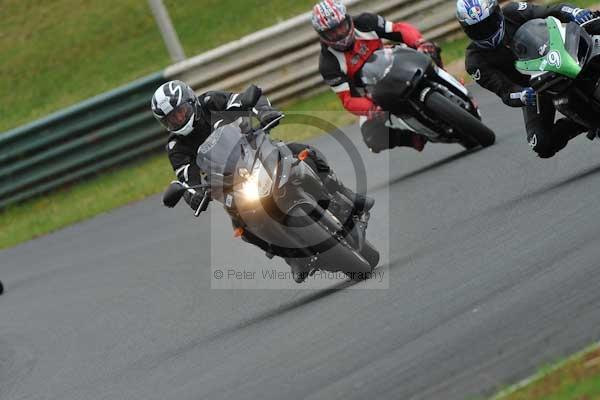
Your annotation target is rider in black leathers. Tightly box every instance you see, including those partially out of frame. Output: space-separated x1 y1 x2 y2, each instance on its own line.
151 80 373 255
458 0 594 158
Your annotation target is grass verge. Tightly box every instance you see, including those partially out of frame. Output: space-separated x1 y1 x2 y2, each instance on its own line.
491 343 600 400
579 0 600 7
0 0 317 133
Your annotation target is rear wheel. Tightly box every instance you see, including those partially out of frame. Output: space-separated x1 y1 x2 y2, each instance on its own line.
425 91 495 148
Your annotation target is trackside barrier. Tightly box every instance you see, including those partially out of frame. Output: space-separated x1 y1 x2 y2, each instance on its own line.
167 0 535 104
164 0 464 103
0 0 548 209
0 73 167 209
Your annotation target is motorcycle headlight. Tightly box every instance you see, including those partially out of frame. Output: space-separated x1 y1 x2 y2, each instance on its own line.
238 161 272 200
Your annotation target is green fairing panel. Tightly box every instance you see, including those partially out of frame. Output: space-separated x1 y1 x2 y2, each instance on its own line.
514 17 581 79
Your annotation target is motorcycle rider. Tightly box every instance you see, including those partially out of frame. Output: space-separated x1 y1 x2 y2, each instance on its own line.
151 80 374 281
312 0 444 153
457 0 594 158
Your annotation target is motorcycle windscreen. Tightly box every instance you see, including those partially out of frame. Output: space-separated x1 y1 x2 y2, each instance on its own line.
361 46 431 112
196 124 251 190
513 17 582 78
360 48 395 86
512 19 551 62
565 22 590 66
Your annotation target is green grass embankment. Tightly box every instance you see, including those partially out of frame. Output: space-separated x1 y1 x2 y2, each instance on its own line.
1 0 316 133
491 343 600 400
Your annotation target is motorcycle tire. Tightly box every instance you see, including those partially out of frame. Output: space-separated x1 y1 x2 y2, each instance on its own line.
425 91 495 148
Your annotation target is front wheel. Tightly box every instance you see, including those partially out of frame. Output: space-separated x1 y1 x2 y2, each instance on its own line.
344 241 380 281
360 240 379 270
425 91 495 148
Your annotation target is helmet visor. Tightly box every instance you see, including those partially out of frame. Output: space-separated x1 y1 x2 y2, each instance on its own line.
320 18 352 43
162 102 194 131
464 12 503 41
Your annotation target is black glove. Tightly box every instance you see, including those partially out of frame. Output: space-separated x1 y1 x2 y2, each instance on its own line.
570 8 594 25
239 85 262 110
258 109 284 129
186 190 211 214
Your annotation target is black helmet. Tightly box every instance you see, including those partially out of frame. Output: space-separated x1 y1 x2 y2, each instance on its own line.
456 0 505 49
151 80 199 136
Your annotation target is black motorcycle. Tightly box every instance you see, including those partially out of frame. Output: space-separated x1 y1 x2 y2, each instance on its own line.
360 45 496 149
163 112 379 284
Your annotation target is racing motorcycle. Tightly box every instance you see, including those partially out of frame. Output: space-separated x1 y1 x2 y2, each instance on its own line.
513 14 600 136
360 45 496 149
162 102 379 284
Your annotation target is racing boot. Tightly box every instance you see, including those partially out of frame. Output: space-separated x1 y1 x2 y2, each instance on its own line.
552 118 587 152
410 133 428 152
391 130 427 152
586 126 600 141
322 171 374 215
322 172 373 249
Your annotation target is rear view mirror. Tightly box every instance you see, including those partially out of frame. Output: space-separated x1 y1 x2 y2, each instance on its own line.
239 85 262 110
163 182 186 208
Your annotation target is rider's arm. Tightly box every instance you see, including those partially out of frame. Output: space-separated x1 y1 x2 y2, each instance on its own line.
319 49 376 116
200 89 277 124
544 3 592 23
166 139 204 207
353 12 423 48
504 2 587 24
465 52 525 108
198 90 233 113
337 91 377 116
250 94 282 126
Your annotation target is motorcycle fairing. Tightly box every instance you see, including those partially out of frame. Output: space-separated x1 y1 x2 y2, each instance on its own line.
514 17 582 78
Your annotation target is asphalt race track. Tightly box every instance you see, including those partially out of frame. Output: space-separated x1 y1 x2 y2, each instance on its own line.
2 86 600 400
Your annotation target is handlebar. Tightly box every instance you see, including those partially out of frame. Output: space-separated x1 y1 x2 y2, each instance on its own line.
194 190 211 217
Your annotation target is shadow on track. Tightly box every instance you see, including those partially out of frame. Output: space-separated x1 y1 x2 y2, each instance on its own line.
477 162 600 217
202 262 403 335
370 148 479 192
128 260 402 372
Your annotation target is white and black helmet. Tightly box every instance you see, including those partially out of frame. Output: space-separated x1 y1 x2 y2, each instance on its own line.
151 80 199 136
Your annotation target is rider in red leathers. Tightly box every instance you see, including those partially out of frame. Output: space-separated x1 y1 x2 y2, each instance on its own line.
312 0 444 153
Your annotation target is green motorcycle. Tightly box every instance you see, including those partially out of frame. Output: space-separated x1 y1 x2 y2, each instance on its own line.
513 14 600 133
